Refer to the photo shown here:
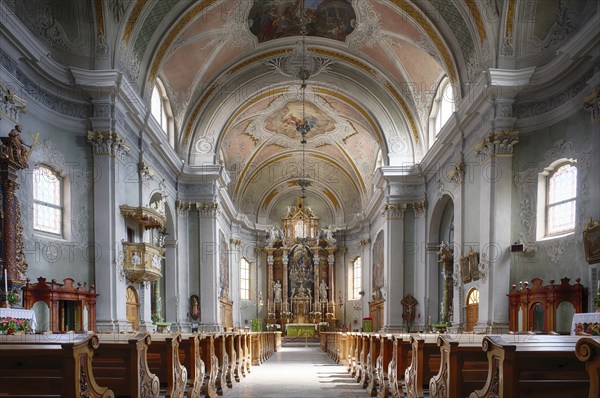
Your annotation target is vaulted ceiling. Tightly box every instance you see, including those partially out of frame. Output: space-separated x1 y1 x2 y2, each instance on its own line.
8 0 597 227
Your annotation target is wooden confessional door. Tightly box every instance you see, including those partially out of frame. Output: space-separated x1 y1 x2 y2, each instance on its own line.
126 286 139 331
465 288 479 332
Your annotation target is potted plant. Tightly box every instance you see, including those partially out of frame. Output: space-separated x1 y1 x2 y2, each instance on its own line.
593 293 600 312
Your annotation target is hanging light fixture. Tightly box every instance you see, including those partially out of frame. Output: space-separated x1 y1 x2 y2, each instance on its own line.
296 1 311 203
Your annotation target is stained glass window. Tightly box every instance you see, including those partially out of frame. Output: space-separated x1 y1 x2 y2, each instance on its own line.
33 165 62 235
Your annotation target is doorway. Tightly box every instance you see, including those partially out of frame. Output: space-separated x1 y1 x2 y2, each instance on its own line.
465 288 479 332
126 286 139 331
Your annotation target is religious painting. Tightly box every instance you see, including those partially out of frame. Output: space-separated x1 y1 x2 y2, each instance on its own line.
469 248 480 281
372 231 384 299
288 244 314 298
248 0 356 43
583 218 600 264
459 254 471 284
190 295 200 320
264 101 335 141
219 231 230 299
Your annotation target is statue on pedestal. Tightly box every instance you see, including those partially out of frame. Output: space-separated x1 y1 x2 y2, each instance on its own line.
319 280 328 301
273 280 282 302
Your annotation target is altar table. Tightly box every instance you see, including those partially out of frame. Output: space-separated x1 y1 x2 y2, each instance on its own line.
285 323 316 337
0 308 37 331
572 312 600 335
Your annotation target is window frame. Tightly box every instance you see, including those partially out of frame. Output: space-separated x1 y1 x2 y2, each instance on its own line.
240 257 251 301
32 164 64 237
536 159 577 240
150 79 175 148
350 256 362 300
429 77 455 146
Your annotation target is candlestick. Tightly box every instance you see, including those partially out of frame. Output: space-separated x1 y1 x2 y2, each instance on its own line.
4 268 7 303
597 280 599 292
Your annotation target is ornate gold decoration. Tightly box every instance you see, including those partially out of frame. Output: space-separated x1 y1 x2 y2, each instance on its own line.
476 130 519 162
123 0 149 44
323 188 340 210
94 0 105 37
262 188 278 210
387 0 458 82
505 0 517 43
183 83 219 144
464 0 487 43
382 203 407 219
120 205 166 229
122 242 164 283
147 0 220 82
310 48 376 76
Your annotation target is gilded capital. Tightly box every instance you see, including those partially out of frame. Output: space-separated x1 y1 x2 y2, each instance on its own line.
476 130 519 162
382 203 407 219
87 130 130 161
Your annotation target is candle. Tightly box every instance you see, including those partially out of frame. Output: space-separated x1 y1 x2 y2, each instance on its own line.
597 280 599 291
4 268 7 299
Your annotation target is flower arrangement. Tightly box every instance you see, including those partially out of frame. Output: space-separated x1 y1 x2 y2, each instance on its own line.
593 293 600 309
7 291 19 304
0 317 33 335
574 322 600 336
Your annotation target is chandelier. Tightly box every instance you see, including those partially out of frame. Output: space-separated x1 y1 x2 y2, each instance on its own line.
295 2 311 203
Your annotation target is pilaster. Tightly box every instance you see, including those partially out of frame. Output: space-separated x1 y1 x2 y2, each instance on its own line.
88 130 131 332
381 203 406 332
197 201 221 331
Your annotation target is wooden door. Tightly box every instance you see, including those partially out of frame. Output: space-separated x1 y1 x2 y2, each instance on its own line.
465 288 479 332
126 286 139 331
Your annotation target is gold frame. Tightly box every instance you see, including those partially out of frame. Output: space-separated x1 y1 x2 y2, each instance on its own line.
583 218 600 264
460 254 471 283
469 248 480 281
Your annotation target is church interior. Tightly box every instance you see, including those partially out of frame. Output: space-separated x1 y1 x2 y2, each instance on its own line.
0 0 600 397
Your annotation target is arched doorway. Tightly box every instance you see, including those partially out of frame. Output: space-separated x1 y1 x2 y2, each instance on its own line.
466 288 479 332
126 286 139 331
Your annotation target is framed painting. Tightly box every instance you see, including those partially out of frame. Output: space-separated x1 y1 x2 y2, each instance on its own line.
460 254 471 283
583 218 600 264
469 248 480 281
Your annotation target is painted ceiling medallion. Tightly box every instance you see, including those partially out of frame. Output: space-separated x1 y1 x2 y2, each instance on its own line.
248 0 356 43
265 101 335 140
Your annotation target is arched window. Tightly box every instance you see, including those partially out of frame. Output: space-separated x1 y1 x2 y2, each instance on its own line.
150 79 174 147
537 160 577 239
240 258 250 300
429 77 455 145
33 165 63 235
351 257 362 300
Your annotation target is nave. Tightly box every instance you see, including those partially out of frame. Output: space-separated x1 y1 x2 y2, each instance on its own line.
223 341 361 398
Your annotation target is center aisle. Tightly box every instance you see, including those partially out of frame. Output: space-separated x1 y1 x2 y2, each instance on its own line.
223 342 366 398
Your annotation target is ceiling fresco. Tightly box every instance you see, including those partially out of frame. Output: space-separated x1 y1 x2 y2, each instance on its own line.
248 0 357 43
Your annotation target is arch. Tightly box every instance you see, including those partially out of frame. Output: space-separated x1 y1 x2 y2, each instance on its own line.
465 288 479 332
428 194 455 245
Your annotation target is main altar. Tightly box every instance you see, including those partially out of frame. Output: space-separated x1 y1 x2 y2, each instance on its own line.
264 198 337 334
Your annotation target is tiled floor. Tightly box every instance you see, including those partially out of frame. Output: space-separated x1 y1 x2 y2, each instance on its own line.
223 342 366 397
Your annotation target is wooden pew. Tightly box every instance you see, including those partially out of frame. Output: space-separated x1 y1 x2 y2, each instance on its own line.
146 333 188 398
352 332 363 380
93 332 160 398
224 332 237 387
358 333 372 386
241 331 251 374
404 334 440 398
428 334 488 398
346 332 356 374
233 332 245 380
212 333 229 395
179 333 206 398
366 333 382 395
0 333 114 398
575 337 600 398
251 333 261 365
469 335 590 398
389 334 413 398
198 333 218 398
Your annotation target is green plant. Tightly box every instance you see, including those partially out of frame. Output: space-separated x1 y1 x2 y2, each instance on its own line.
7 291 19 304
0 317 33 334
151 313 161 324
593 293 600 308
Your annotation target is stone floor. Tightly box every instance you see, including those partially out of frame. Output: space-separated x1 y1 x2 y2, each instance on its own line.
222 342 366 398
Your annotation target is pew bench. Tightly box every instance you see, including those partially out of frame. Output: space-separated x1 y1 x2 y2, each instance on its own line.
179 333 206 398
198 334 218 398
146 333 188 398
404 334 440 398
0 333 114 398
575 337 600 398
470 335 590 398
93 332 160 398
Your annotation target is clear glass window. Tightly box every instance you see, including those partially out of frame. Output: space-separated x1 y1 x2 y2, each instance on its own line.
33 166 62 235
546 163 577 235
240 258 250 300
352 257 362 300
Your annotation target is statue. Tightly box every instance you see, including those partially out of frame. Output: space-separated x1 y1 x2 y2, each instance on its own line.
266 226 282 246
320 225 338 244
273 280 282 302
5 125 32 168
190 295 200 320
319 280 328 301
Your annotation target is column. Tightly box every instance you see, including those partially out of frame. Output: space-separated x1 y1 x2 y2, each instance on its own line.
174 202 192 331
382 203 406 332
266 249 274 316
327 250 335 316
88 130 131 332
413 201 428 329
313 254 320 317
198 202 221 331
281 251 289 313
476 131 518 332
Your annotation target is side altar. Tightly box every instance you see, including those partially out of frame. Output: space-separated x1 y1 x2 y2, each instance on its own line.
264 198 337 334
